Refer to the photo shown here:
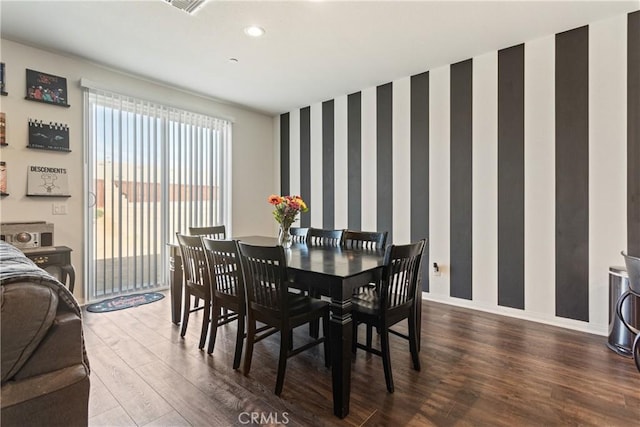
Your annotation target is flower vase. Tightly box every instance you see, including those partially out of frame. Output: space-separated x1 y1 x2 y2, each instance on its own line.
278 224 292 249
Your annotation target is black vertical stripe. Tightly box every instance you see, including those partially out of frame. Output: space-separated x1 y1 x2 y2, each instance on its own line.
348 92 362 230
300 107 311 228
498 44 525 309
377 83 393 242
280 113 290 195
410 72 430 292
629 11 640 257
450 59 473 301
555 26 589 322
322 100 335 229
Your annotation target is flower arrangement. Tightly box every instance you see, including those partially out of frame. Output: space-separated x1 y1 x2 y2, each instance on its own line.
268 194 309 230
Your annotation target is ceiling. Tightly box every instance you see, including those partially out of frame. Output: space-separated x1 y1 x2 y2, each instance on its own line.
1 0 638 115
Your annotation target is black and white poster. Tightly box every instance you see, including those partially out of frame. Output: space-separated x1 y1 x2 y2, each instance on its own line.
27 165 70 196
1 63 6 95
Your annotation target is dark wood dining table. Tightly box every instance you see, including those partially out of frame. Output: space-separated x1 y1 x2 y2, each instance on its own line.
167 235 385 418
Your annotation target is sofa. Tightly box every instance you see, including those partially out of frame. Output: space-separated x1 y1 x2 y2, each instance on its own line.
1 241 90 427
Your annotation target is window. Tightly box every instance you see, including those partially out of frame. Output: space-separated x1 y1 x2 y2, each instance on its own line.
83 87 231 300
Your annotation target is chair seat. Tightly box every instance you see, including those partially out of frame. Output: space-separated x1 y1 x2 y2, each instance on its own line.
288 296 329 319
251 293 327 323
352 288 381 314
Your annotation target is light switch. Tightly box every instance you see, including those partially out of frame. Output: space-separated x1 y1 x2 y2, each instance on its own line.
52 203 67 215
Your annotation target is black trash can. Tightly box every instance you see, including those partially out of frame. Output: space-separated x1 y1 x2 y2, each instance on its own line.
608 266 640 357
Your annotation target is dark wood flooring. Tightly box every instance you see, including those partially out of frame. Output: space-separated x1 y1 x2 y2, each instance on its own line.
83 292 639 426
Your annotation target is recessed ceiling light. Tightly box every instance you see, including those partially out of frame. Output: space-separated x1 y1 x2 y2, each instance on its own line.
244 26 265 37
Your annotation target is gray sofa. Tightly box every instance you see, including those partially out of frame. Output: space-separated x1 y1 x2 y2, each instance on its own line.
1 241 90 426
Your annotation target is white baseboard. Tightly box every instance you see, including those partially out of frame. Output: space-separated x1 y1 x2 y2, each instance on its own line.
421 292 609 337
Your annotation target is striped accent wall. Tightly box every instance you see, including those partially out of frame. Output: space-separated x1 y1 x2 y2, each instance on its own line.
555 26 590 322
410 72 430 291
450 59 473 301
277 12 638 334
498 44 525 310
280 113 290 195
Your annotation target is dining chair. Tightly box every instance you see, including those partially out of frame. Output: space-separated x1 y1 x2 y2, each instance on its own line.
304 228 344 336
176 233 211 350
342 229 389 296
620 251 640 372
189 225 227 240
237 242 331 396
289 227 308 243
202 238 245 368
306 228 344 247
341 230 388 250
188 225 227 309
351 239 426 393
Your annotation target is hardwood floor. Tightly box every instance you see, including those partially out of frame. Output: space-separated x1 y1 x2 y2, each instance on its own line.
83 292 639 426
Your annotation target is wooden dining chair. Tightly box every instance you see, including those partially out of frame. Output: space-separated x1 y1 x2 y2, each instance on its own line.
352 239 426 393
189 225 227 240
306 228 344 247
176 233 212 350
237 242 331 396
202 238 245 368
289 227 308 243
188 225 227 308
304 228 344 336
342 229 388 293
341 230 388 250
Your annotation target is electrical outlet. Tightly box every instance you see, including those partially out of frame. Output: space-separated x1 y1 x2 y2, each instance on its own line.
52 203 67 215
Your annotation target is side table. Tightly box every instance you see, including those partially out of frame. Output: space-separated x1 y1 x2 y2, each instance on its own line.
22 246 76 293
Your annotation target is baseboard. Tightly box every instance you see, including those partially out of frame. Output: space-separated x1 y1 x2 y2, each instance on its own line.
421 292 609 337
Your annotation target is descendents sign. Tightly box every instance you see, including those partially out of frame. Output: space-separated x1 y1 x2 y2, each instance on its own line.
27 165 70 196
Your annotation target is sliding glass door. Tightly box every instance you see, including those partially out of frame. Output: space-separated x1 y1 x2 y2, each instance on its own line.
83 88 231 302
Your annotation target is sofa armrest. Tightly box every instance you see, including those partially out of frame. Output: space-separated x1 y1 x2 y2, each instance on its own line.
14 312 85 381
1 364 90 427
1 283 58 383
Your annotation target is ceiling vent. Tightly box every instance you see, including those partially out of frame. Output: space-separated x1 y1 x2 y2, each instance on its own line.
164 0 207 15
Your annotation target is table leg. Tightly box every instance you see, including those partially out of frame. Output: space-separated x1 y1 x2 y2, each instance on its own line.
329 297 353 419
169 251 183 325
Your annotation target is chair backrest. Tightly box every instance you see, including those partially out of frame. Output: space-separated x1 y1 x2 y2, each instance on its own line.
622 251 640 295
380 239 426 310
189 225 226 240
176 233 210 295
342 230 388 250
238 243 289 313
203 238 243 298
306 228 343 247
289 227 308 243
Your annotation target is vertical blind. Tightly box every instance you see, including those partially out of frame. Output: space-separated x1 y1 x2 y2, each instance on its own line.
83 87 231 300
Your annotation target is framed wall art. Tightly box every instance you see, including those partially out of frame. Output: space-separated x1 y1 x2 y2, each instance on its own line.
1 63 7 96
27 119 70 152
27 165 70 197
25 69 69 107
0 161 7 196
0 113 6 146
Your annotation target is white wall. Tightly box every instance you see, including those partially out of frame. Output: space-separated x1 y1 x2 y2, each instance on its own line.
0 39 275 303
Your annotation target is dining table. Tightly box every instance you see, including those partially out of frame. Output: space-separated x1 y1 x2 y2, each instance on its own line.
167 235 385 418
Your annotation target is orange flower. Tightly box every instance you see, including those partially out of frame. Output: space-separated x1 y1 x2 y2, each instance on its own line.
268 194 283 205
